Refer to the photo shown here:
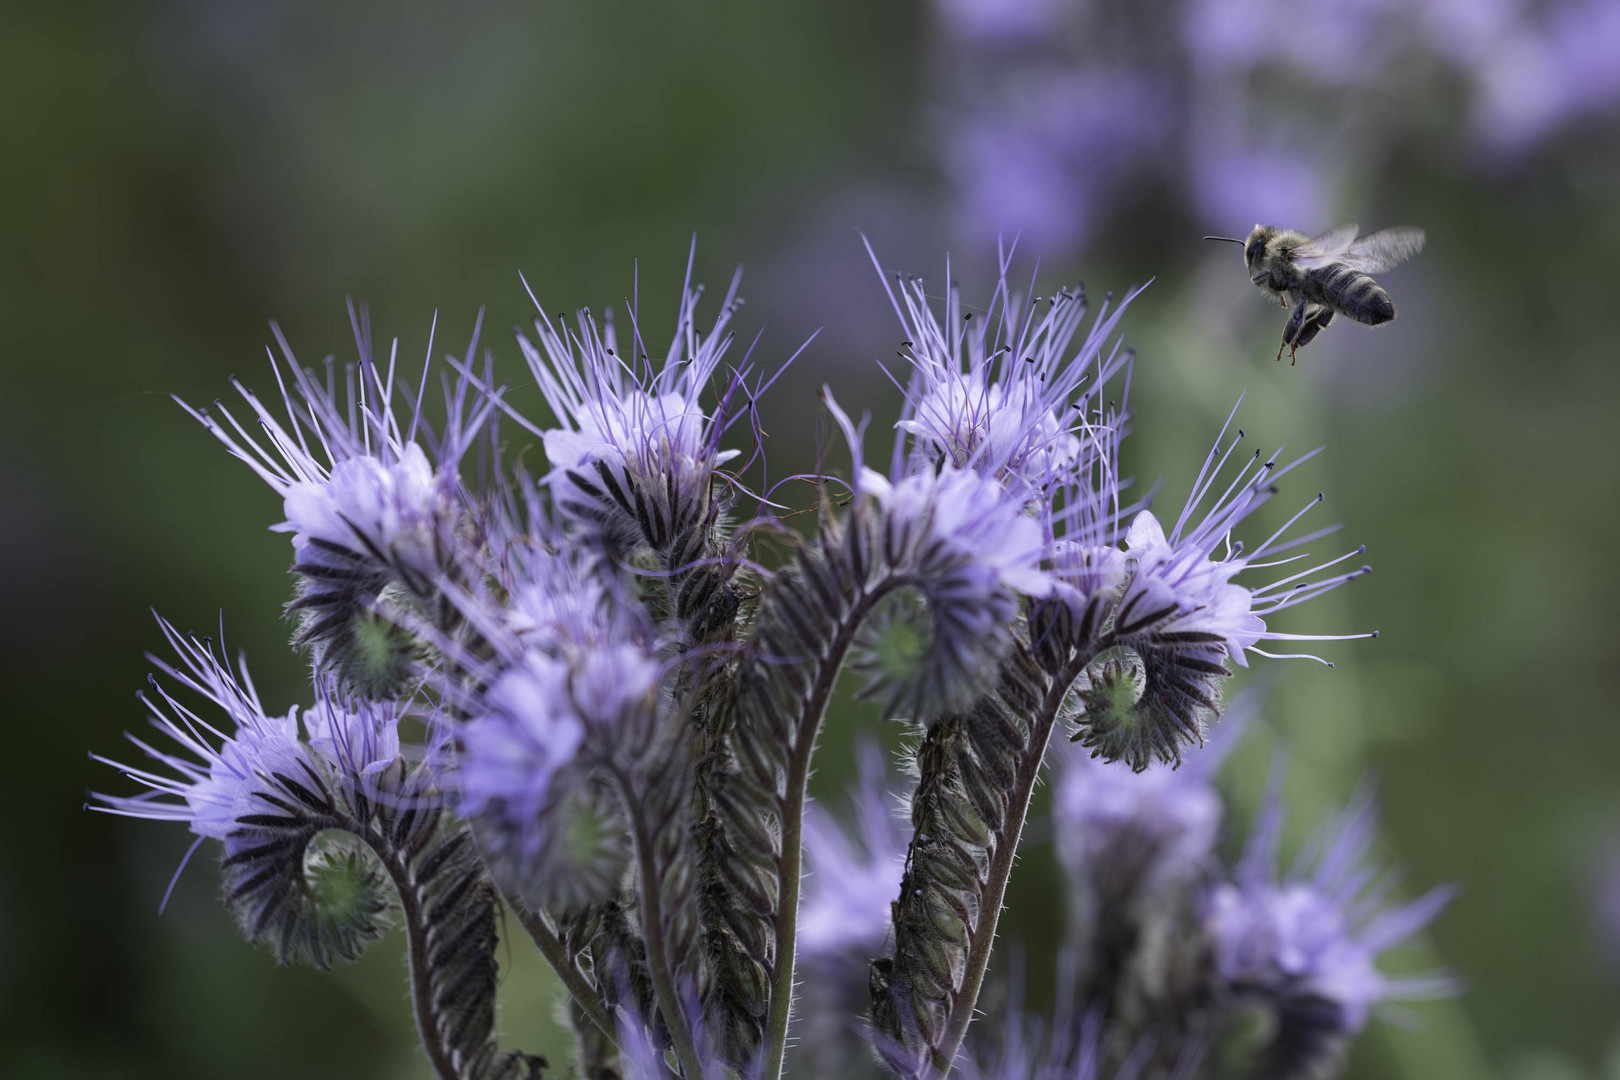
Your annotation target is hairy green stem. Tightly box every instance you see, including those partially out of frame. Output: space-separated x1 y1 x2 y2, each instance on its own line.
510 903 617 1045
619 770 710 1080
928 642 1103 1079
378 847 463 1080
762 576 904 1080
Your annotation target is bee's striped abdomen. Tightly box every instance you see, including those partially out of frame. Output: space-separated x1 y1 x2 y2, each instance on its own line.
1306 264 1395 325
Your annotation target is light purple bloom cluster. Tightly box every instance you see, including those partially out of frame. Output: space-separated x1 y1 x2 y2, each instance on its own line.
999 688 1452 1079
516 259 756 554
90 616 423 932
93 619 316 846
1208 780 1456 1035
89 241 1446 1080
1056 742 1223 893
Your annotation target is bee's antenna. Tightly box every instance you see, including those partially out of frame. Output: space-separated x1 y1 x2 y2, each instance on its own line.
1202 236 1245 244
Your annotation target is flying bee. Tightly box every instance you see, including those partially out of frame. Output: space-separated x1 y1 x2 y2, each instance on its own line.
1204 223 1426 364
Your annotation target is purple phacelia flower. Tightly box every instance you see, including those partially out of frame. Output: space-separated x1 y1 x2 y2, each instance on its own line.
862 464 1052 599
800 742 910 959
1113 403 1378 669
516 254 754 554
1055 746 1222 893
456 643 638 914
90 617 360 909
868 239 1141 497
91 622 310 843
298 691 429 798
182 313 497 697
446 504 666 745
823 388 1054 718
183 314 490 587
457 652 587 845
944 72 1169 255
1053 402 1372 769
449 527 662 911
852 448 1052 717
1206 778 1456 1038
280 443 457 590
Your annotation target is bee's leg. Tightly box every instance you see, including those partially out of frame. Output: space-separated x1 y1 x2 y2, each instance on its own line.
1288 304 1332 364
1280 297 1311 362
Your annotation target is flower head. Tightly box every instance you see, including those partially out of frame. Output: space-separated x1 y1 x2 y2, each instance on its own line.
89 616 425 940
856 458 1050 718
91 619 318 845
519 255 752 554
1055 744 1222 893
457 653 587 842
869 239 1140 497
301 692 408 797
449 529 661 910
1206 777 1456 1044
181 313 495 696
1111 404 1376 669
1064 405 1375 768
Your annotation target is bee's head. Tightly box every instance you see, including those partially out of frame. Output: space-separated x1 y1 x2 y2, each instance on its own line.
1243 225 1277 271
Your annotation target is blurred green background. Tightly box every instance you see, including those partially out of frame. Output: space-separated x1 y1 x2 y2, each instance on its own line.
3 2 1618 1078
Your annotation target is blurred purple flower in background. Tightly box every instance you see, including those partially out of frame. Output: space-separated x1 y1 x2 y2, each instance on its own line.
930 0 1620 253
1056 738 1223 893
936 0 1063 45
800 742 910 960
1208 774 1456 1035
946 72 1168 252
1588 842 1620 968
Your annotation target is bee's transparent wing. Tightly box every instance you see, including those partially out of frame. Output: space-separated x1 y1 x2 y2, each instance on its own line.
1336 226 1426 273
1290 224 1360 269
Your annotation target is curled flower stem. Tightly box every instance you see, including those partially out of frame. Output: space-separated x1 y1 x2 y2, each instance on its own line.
927 641 1106 1078
509 902 617 1047
618 767 710 1080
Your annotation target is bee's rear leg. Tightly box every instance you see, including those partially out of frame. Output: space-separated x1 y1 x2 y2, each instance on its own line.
1279 297 1310 363
1282 299 1330 366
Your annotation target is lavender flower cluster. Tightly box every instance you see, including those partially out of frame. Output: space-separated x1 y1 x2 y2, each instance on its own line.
93 241 1447 1080
934 0 1620 251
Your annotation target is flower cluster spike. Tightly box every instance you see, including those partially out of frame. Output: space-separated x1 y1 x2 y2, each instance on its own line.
89 242 1444 1080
